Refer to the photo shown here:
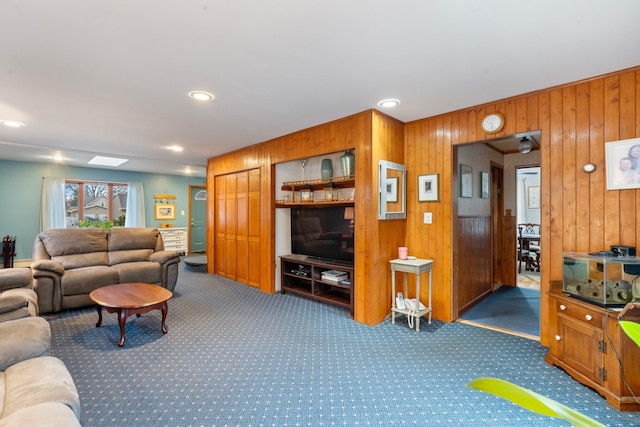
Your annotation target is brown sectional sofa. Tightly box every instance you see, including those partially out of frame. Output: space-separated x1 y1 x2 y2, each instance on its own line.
0 317 81 427
30 227 181 313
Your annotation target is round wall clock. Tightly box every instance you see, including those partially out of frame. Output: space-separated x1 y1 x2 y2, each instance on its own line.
481 112 504 134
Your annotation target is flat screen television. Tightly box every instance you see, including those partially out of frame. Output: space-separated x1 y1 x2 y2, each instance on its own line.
291 206 353 263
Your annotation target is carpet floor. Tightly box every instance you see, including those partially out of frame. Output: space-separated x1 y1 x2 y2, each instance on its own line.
44 264 640 426
458 286 540 339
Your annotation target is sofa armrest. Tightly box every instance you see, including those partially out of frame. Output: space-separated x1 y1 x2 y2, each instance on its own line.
149 250 180 265
30 260 64 314
30 260 65 276
0 317 51 371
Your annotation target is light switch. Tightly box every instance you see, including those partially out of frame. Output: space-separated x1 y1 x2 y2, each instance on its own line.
423 212 432 224
181 210 185 216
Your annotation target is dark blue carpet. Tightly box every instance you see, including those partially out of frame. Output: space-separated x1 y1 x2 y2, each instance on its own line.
459 286 540 338
44 265 640 426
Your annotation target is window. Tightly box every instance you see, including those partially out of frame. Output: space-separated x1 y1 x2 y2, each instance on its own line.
65 181 128 228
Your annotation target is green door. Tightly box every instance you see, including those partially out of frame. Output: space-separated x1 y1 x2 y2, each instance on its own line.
190 186 206 253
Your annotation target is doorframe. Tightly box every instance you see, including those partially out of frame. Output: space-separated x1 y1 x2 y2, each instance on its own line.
490 161 507 289
188 184 207 254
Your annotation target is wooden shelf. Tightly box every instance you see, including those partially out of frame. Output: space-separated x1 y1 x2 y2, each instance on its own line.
280 254 353 316
280 176 354 191
276 176 355 207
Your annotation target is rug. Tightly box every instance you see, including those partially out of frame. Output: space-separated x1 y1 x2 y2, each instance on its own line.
458 286 540 338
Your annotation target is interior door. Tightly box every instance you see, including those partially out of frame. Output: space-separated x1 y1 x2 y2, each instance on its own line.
189 185 206 253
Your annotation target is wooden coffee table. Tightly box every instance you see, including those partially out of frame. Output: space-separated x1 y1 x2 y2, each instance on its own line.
89 283 173 347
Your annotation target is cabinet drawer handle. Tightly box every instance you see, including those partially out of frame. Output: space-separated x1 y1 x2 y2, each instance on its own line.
559 304 566 311
585 314 593 321
555 335 561 341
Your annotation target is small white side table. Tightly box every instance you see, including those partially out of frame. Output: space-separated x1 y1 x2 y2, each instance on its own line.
390 258 433 331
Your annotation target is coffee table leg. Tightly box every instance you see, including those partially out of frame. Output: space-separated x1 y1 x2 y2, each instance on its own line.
118 309 127 347
95 305 103 327
160 302 168 334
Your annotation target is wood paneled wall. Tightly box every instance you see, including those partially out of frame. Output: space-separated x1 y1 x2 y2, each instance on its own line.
207 110 405 325
456 216 492 313
404 66 640 346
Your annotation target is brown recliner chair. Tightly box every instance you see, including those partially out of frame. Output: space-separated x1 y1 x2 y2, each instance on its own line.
0 268 38 323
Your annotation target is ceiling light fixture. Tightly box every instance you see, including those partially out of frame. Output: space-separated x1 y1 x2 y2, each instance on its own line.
518 137 533 154
188 91 214 101
377 98 400 108
1 120 25 128
168 145 184 152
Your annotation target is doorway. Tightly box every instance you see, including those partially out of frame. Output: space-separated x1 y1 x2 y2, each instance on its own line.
189 185 207 254
516 166 541 291
455 132 542 339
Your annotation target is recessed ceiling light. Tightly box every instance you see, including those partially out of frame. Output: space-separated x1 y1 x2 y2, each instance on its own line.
88 156 128 167
377 99 400 108
168 145 184 152
188 91 214 101
184 167 192 175
1 120 25 128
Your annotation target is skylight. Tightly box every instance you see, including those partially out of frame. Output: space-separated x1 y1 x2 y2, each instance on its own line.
88 156 129 167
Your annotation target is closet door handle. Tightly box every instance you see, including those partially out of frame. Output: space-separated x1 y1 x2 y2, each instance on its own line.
555 335 561 341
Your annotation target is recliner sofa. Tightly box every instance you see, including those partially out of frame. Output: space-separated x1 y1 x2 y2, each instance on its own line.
30 227 181 313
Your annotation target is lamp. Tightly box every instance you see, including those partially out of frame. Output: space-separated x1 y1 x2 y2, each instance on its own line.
518 137 533 154
344 207 355 233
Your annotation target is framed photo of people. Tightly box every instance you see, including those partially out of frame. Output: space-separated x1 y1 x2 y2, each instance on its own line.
605 137 640 190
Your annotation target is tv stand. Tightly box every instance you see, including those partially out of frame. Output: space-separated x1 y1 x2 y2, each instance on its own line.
280 254 353 316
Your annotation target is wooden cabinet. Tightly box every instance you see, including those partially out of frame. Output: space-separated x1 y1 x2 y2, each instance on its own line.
280 254 353 316
546 285 640 411
158 227 188 254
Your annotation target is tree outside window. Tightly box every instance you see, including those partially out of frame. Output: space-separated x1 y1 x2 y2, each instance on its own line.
65 181 128 228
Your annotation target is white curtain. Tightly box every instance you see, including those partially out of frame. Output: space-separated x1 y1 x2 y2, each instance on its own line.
41 177 66 230
124 182 145 227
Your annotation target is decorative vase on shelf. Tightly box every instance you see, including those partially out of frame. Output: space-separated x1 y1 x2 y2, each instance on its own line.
321 158 333 179
340 150 355 177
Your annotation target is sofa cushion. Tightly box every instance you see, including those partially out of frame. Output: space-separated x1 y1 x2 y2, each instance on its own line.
111 261 162 284
108 249 153 266
52 252 109 270
0 402 81 427
61 266 118 296
0 317 50 371
39 228 107 257
1 356 80 420
108 227 159 251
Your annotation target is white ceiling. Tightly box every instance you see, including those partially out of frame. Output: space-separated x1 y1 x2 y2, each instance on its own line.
1 1 639 178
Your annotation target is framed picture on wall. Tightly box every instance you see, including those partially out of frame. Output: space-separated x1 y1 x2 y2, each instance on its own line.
527 186 540 209
605 137 640 190
418 173 439 202
480 171 489 199
155 204 176 220
386 177 398 202
459 164 472 198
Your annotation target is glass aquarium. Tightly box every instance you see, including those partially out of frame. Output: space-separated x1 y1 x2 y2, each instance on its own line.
563 252 640 307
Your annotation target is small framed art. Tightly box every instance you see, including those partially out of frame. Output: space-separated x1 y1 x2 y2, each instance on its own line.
418 173 439 202
527 186 540 209
155 204 176 220
386 177 398 202
480 171 489 199
460 164 472 198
